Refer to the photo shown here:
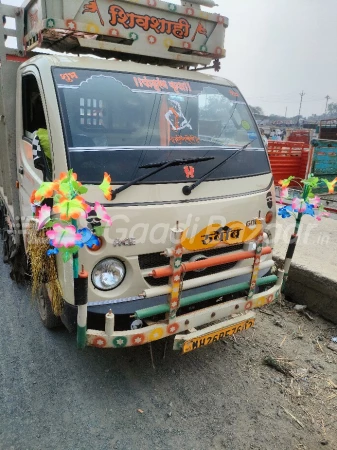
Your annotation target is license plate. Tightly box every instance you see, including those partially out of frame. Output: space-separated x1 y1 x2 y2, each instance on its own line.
182 317 255 354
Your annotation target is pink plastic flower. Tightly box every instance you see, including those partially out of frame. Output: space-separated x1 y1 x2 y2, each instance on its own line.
46 224 82 248
310 196 321 208
94 202 112 226
292 197 306 213
38 205 51 230
279 187 288 204
316 211 330 221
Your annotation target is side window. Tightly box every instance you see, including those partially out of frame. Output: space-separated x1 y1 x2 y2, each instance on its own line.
22 74 47 140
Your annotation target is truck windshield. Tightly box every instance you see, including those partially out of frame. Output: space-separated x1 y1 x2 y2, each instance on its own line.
52 68 269 184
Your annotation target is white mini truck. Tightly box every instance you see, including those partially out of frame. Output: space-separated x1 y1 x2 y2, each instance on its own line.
0 0 283 352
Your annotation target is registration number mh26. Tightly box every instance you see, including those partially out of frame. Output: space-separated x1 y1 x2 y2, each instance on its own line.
182 318 255 354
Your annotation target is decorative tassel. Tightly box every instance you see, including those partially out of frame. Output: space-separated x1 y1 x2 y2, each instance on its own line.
26 220 63 316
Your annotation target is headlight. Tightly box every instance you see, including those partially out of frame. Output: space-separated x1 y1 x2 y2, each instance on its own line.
92 258 126 291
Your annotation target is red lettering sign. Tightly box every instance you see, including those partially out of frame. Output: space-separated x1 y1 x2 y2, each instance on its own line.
170 135 200 145
109 5 191 39
133 76 192 94
229 89 239 97
60 72 78 83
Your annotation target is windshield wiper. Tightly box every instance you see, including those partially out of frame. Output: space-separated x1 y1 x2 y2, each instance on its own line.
111 156 214 199
182 140 256 196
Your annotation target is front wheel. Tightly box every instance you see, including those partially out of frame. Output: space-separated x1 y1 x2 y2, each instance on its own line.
37 285 62 329
2 231 9 263
0 207 9 263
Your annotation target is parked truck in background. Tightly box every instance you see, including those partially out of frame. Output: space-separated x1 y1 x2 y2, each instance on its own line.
0 0 283 352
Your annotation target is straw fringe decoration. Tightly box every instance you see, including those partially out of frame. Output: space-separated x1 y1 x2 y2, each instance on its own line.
26 220 63 316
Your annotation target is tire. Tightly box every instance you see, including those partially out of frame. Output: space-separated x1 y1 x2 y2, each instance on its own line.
37 284 62 329
0 208 9 263
2 231 9 263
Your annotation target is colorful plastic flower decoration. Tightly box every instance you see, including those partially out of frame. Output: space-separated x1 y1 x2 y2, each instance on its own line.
58 171 88 198
46 224 82 248
99 172 113 201
32 170 113 262
94 202 112 226
278 205 292 218
47 248 59 256
279 174 331 293
53 196 90 221
34 181 59 203
37 204 52 230
76 228 100 249
316 210 330 221
278 174 329 221
322 177 337 194
311 196 321 208
278 176 294 204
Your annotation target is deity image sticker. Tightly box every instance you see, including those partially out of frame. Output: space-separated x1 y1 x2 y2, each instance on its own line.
165 99 192 132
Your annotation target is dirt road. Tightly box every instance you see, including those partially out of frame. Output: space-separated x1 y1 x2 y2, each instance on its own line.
0 258 336 450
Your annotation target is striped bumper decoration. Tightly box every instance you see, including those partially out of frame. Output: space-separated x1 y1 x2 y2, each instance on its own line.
86 271 284 349
167 225 184 322
84 220 282 349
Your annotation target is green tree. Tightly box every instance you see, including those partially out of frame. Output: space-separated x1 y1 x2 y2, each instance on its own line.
249 106 264 116
327 102 337 117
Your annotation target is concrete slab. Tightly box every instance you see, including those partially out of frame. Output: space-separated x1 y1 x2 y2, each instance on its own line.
273 211 337 323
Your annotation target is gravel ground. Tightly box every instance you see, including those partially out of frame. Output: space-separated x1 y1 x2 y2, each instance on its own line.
1 258 337 450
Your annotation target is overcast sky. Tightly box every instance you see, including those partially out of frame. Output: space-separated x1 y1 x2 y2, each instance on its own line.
4 0 337 117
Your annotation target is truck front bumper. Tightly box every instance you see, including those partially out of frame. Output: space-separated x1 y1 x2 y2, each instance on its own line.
85 271 283 349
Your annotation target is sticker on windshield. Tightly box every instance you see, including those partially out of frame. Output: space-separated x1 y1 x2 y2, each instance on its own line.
165 99 192 132
229 89 239 97
247 131 257 140
241 120 251 131
133 76 192 94
60 72 78 83
170 135 200 144
184 166 195 179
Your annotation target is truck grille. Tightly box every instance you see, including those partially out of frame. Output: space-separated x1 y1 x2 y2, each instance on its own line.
139 244 244 287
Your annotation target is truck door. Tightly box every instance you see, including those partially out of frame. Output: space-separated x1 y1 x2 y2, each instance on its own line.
17 71 51 220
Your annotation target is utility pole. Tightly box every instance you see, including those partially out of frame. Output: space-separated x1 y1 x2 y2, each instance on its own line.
325 95 330 115
285 106 287 118
298 91 305 126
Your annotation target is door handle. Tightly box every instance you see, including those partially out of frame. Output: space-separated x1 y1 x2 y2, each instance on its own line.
18 166 24 175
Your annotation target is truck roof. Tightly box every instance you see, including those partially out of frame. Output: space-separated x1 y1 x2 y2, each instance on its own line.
22 53 237 87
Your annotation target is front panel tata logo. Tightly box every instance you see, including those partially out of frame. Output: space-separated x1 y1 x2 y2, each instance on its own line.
181 221 263 251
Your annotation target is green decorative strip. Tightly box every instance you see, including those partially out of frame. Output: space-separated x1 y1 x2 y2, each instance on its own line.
77 325 87 349
71 219 79 278
135 275 278 320
73 256 79 279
